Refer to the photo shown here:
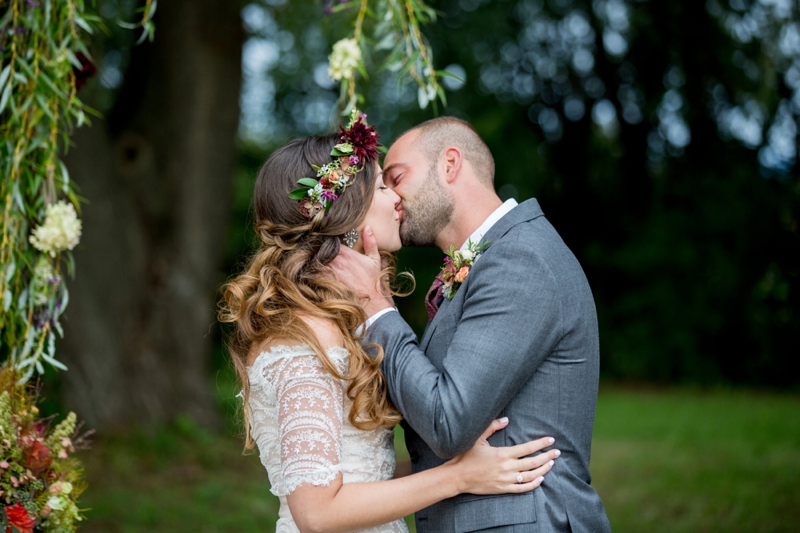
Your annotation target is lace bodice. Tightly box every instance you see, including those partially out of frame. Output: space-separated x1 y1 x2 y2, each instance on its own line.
247 344 408 533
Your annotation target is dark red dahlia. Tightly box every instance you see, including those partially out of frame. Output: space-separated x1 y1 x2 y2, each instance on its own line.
339 120 382 163
73 52 96 91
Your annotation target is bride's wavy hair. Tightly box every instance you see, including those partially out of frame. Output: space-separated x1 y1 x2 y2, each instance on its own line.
219 134 404 449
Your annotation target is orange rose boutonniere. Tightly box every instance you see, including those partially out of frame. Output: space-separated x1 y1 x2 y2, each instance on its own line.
440 239 489 299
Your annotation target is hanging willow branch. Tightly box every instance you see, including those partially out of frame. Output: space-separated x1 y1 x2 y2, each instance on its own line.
0 0 154 381
326 0 447 114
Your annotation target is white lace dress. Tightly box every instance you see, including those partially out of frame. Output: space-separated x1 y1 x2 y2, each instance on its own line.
247 344 409 533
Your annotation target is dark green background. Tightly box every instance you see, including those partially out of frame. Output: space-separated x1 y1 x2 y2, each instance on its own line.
229 0 799 388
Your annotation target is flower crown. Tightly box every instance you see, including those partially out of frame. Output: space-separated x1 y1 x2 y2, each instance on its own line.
289 109 385 219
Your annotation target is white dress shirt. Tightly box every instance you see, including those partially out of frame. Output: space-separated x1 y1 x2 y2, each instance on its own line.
363 198 519 328
459 198 518 251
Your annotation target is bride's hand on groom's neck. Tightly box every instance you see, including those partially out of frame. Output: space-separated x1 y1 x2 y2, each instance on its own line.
330 226 394 318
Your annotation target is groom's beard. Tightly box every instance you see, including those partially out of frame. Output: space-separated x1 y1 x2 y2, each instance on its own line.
399 167 454 247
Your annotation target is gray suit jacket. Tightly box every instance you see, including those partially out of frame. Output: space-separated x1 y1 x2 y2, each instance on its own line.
367 199 611 533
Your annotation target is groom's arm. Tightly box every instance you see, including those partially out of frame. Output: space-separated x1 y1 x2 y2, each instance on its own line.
367 241 562 458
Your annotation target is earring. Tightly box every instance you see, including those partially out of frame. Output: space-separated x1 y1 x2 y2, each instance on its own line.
342 229 359 248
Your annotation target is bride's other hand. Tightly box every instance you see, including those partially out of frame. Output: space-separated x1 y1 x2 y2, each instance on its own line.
447 418 560 495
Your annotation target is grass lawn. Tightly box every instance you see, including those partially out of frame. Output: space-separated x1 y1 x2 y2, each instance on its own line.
591 385 800 533
76 384 800 532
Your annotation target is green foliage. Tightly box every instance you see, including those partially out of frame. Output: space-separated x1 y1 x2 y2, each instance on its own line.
0 367 89 532
327 0 445 114
0 0 97 379
0 0 153 379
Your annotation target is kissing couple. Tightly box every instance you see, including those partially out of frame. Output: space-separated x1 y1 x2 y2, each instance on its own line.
219 111 611 533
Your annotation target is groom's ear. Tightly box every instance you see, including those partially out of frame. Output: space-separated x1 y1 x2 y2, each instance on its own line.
443 147 463 184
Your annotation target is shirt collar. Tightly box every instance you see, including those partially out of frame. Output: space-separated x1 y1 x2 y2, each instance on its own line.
460 199 518 251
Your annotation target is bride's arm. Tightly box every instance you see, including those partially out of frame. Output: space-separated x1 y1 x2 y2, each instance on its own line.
287 419 558 533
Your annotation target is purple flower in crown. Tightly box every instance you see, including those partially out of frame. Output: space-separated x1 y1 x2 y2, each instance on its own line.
349 155 359 165
321 190 338 202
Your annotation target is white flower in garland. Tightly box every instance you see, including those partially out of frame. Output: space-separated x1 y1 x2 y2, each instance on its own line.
29 201 82 258
328 38 362 81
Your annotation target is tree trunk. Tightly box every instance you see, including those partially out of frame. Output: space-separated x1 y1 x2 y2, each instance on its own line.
61 0 243 429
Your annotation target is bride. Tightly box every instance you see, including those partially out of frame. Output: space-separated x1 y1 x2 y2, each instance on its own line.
219 112 560 533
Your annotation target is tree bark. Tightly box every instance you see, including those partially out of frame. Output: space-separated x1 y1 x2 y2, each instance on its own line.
61 0 243 429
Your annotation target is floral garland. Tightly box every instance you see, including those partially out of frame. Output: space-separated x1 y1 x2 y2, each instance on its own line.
0 369 90 533
288 109 384 219
1 0 153 381
440 239 489 299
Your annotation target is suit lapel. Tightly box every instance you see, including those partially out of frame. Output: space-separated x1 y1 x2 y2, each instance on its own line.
418 199 545 354
419 294 453 351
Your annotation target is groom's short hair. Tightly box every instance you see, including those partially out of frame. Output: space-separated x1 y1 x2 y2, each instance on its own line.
405 117 495 187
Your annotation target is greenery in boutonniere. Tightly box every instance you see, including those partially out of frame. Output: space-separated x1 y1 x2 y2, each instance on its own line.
440 239 489 300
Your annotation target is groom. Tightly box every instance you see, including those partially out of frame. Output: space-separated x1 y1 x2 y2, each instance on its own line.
334 117 611 533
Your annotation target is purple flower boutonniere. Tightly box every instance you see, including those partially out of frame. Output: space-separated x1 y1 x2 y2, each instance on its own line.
441 239 490 299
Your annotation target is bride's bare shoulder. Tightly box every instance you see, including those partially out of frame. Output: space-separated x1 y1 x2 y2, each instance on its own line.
246 315 344 366
296 314 345 348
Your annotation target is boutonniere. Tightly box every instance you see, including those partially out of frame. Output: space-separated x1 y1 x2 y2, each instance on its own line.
441 239 490 299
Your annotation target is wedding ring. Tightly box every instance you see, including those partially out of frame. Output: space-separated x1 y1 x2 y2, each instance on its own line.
516 473 524 484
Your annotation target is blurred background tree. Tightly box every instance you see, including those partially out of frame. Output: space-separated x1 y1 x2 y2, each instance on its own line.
60 0 243 429
55 0 799 434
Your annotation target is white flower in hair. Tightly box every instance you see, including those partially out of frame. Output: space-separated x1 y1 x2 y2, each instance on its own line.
328 38 362 81
29 201 82 257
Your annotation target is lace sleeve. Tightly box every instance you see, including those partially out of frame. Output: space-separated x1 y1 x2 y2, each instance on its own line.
268 351 344 494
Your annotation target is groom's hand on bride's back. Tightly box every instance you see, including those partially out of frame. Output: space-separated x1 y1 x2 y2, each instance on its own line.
330 226 394 317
